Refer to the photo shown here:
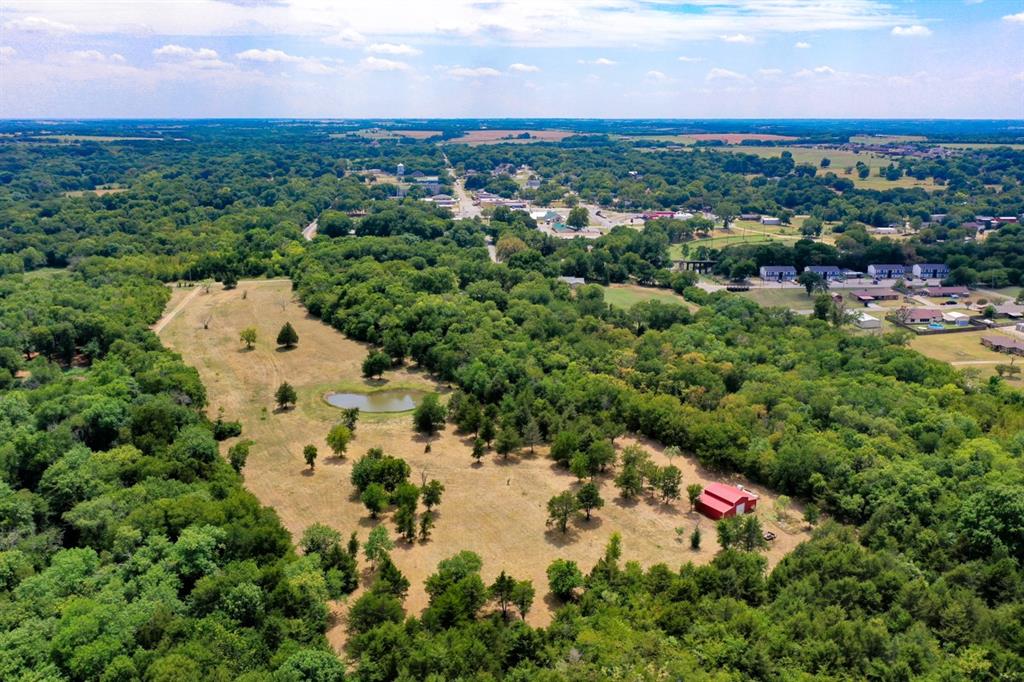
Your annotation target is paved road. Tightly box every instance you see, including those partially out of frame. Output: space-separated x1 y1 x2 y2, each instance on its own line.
452 178 482 219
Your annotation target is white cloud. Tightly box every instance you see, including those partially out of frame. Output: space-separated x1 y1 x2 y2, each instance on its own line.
153 44 220 60
813 65 836 74
721 33 754 43
0 46 17 60
69 50 126 64
891 25 932 37
322 28 366 46
366 43 421 56
646 70 668 81
3 16 77 34
707 67 746 80
678 56 703 63
235 48 337 74
447 66 501 78
1003 12 1024 23
236 48 302 63
758 68 783 76
578 57 616 65
509 63 540 72
359 56 409 71
0 1 926 48
794 41 811 48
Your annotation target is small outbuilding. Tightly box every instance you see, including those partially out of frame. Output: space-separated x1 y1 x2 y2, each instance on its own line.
855 312 881 329
697 483 759 520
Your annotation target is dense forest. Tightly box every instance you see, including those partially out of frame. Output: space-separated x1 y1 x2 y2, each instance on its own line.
1 122 1022 680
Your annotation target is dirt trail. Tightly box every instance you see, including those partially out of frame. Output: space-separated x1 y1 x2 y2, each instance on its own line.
152 286 201 334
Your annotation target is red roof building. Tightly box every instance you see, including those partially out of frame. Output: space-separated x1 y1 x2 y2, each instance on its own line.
697 483 759 520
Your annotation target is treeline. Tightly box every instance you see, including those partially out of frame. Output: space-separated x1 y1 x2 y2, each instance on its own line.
0 271 350 680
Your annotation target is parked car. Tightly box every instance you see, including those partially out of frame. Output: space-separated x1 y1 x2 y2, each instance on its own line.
763 531 777 542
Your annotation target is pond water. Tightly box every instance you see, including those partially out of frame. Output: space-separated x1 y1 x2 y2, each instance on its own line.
324 390 424 413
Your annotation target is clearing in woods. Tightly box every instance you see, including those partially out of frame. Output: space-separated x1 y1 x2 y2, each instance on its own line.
157 279 814 647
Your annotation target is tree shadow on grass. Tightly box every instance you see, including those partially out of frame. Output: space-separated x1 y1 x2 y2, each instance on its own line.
299 468 314 477
573 515 604 531
272 406 295 415
544 526 580 548
613 496 640 510
274 345 297 353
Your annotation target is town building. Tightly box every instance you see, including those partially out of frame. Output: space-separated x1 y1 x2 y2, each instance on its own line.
867 264 905 279
912 263 950 279
805 265 843 281
759 265 797 282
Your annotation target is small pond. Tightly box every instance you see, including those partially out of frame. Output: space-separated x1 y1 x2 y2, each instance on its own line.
324 390 424 413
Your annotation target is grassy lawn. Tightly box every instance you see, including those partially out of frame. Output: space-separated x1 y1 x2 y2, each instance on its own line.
910 331 1023 380
737 287 818 310
600 284 698 310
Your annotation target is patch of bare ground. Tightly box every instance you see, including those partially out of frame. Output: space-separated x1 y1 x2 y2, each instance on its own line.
158 279 814 652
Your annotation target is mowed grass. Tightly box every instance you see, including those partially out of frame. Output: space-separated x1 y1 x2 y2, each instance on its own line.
601 284 698 311
158 279 811 647
737 287 818 310
910 331 1023 381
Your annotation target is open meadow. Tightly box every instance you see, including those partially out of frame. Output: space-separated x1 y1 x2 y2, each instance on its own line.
158 279 812 647
600 283 699 311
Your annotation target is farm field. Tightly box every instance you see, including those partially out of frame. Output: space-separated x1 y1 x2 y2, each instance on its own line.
158 279 812 647
452 129 574 145
600 284 698 311
622 133 797 145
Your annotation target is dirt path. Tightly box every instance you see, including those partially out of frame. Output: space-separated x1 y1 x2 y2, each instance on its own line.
302 217 318 240
152 286 201 334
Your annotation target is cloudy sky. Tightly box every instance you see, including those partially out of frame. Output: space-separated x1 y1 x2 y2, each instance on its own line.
1 0 1022 118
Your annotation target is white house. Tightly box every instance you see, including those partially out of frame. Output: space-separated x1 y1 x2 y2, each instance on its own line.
760 216 781 226
942 311 971 327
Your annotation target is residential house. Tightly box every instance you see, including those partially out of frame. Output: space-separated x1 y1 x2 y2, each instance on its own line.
851 289 899 303
904 308 942 324
922 286 969 297
981 336 1024 356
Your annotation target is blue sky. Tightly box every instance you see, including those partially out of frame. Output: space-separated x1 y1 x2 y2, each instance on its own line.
1 0 1022 118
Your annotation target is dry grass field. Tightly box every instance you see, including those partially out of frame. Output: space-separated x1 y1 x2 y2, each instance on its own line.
453 129 574 145
158 279 814 649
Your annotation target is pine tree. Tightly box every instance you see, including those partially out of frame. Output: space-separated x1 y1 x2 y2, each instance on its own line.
276 321 298 348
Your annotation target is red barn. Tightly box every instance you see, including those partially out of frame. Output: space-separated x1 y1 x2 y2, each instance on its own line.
697 483 758 519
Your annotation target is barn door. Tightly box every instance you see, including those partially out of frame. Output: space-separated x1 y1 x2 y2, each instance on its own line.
736 502 745 515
